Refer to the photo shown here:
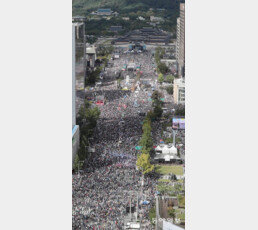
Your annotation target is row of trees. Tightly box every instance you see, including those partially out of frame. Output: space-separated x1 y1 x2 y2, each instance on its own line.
136 117 154 175
73 100 101 170
148 90 163 120
136 90 166 175
97 45 114 57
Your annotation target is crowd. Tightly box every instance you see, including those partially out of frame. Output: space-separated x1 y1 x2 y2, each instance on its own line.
73 49 184 229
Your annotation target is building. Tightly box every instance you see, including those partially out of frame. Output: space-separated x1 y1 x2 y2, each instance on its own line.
73 22 84 40
86 46 96 68
173 78 185 105
122 17 130 21
72 17 86 82
114 27 171 45
109 26 123 32
72 24 80 163
96 9 112 16
138 16 145 21
176 3 185 77
176 17 180 61
150 16 164 22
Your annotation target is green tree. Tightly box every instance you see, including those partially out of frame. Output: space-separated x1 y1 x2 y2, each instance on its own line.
139 134 153 152
174 107 185 116
73 154 84 171
139 118 153 152
167 207 176 220
166 86 173 95
151 90 162 101
158 73 164 83
85 107 101 129
178 195 185 208
158 62 169 74
153 104 163 118
165 75 174 83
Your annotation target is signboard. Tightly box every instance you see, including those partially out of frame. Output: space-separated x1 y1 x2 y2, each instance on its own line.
172 118 185 130
135 146 142 150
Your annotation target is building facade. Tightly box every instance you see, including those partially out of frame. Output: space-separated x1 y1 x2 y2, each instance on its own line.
173 78 185 105
176 3 185 77
72 24 80 163
176 17 180 61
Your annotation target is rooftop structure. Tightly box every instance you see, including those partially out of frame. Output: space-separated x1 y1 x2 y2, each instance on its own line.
150 16 164 22
86 46 96 68
114 27 171 45
110 26 123 32
97 8 112 15
72 16 86 23
122 17 130 21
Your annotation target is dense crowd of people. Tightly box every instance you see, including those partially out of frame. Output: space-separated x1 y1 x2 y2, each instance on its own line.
73 49 185 229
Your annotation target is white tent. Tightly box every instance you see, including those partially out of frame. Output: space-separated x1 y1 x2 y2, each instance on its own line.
162 145 170 154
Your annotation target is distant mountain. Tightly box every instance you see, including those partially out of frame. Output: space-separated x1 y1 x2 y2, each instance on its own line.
73 0 181 16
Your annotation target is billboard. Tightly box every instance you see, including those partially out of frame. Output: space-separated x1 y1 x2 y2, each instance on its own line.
172 118 185 130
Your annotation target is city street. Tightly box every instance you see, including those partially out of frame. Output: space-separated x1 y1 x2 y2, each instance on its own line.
73 50 162 229
72 48 185 229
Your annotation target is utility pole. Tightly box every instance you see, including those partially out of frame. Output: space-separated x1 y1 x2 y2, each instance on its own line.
129 193 132 221
173 129 177 147
155 195 159 230
136 193 138 222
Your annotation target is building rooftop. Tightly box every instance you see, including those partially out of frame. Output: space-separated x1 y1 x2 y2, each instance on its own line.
97 9 111 12
86 46 96 54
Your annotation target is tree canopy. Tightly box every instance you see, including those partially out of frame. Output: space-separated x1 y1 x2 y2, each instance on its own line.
136 150 154 175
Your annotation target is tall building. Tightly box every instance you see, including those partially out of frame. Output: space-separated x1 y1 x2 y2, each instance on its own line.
173 78 185 105
72 24 80 163
72 24 76 129
176 3 185 77
176 17 180 61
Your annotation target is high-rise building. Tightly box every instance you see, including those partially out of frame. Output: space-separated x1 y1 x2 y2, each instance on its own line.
72 24 76 129
176 3 185 77
176 17 180 61
173 78 185 105
72 24 80 163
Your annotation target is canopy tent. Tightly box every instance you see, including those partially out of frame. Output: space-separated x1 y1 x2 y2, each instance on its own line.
155 144 178 155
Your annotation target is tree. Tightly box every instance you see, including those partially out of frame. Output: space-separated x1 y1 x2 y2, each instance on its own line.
73 153 84 171
174 106 185 116
158 62 169 74
165 75 174 83
139 134 153 153
139 117 153 152
167 207 176 220
178 195 185 208
85 107 101 129
136 150 154 175
153 104 163 118
151 90 162 101
158 73 164 83
166 86 173 95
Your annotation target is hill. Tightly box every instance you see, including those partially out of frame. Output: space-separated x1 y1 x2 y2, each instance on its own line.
73 0 183 36
73 0 180 16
